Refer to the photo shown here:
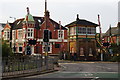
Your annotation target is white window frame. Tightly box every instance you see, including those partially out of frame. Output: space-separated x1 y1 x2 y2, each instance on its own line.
78 27 86 35
18 29 23 39
27 28 34 38
70 27 75 35
58 30 64 39
87 27 96 35
42 42 52 53
4 29 10 40
77 27 96 35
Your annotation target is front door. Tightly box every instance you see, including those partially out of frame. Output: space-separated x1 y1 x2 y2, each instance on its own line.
26 46 31 55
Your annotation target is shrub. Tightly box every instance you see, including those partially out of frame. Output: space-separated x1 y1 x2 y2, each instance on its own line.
110 55 120 62
2 40 13 57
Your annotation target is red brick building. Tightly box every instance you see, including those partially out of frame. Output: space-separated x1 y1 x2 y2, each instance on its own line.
102 23 120 45
2 7 68 56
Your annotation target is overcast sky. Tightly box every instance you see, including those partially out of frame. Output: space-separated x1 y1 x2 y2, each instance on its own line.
0 0 119 33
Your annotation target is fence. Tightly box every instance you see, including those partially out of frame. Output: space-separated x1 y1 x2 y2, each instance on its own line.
2 56 54 78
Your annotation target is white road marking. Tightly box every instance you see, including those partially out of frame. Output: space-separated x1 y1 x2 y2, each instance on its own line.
61 72 118 73
96 65 116 70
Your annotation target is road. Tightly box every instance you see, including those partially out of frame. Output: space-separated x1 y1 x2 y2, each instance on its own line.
10 61 119 80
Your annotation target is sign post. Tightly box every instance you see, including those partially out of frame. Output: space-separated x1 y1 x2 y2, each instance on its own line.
43 30 49 70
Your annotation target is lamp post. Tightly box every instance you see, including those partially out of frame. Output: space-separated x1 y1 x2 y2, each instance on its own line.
10 16 16 54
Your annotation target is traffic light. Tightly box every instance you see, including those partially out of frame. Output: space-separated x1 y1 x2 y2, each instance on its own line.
43 29 49 42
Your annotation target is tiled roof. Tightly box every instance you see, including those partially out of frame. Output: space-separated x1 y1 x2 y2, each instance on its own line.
50 18 67 30
12 18 24 30
65 19 98 27
12 16 67 30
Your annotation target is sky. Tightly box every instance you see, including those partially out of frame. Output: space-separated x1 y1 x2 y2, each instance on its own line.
0 0 120 33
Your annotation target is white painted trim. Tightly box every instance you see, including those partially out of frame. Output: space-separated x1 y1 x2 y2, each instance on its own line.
77 34 95 35
4 29 10 40
16 39 18 42
37 39 68 42
31 46 34 54
27 28 34 39
18 29 23 39
58 30 64 39
22 39 25 42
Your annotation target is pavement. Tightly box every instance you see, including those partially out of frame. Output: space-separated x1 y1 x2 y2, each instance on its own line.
2 65 59 80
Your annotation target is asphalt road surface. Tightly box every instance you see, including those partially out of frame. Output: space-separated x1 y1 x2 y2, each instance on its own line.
9 61 119 80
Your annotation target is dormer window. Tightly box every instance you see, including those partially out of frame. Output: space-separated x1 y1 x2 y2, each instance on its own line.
38 19 41 23
27 28 34 38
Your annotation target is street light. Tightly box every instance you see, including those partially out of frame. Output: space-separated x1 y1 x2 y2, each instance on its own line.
10 16 16 54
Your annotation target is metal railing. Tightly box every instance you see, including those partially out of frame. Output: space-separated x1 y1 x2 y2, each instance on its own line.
2 56 54 78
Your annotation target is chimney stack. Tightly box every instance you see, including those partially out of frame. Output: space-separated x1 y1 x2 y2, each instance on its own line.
76 14 79 21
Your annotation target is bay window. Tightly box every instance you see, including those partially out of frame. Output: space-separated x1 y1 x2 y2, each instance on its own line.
18 29 22 39
4 29 10 40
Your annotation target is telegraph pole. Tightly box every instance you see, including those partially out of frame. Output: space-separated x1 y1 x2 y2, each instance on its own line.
44 0 49 69
44 0 48 56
